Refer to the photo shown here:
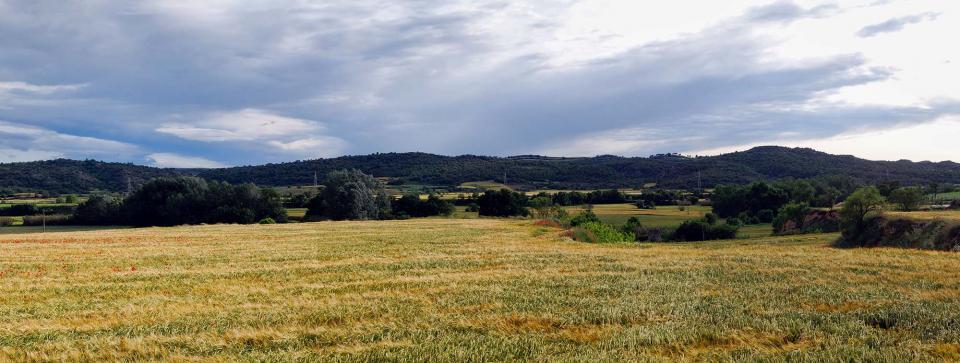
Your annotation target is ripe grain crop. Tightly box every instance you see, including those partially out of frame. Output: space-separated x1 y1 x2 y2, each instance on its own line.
1 219 959 361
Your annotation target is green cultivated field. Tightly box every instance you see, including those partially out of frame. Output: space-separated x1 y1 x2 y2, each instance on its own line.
564 204 773 238
564 204 711 226
458 180 514 191
0 225 124 235
888 210 960 221
927 191 960 202
286 208 308 219
2 220 959 361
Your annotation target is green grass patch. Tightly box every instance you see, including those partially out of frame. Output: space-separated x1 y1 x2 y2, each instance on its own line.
458 180 513 191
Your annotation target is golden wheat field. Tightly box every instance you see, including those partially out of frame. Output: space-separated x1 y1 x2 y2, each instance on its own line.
2 219 960 361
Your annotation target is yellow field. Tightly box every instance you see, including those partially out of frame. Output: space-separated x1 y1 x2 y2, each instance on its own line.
2 220 959 361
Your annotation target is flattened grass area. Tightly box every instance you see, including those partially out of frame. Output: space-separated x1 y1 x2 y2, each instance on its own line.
2 220 959 361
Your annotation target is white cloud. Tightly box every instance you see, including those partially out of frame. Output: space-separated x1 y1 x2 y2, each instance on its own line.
0 81 87 110
687 116 960 162
146 153 226 168
0 81 85 94
0 120 139 162
268 136 348 158
155 109 348 158
156 109 321 142
538 128 705 157
0 148 64 163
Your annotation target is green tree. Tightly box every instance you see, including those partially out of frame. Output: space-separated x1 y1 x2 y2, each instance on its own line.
772 202 812 233
477 189 528 217
775 179 816 203
840 186 885 241
876 180 901 197
888 187 924 211
306 169 391 221
72 196 122 225
121 177 286 226
529 196 567 219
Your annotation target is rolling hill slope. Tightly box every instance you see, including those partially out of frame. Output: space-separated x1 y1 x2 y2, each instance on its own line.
2 147 958 194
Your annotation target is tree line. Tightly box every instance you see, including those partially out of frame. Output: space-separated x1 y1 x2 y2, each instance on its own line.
65 170 460 226
72 177 288 226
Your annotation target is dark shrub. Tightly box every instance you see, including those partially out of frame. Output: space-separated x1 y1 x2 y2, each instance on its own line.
620 216 648 241
757 209 775 224
704 212 719 225
0 217 14 227
284 193 311 208
39 205 77 216
725 217 742 228
122 177 209 226
22 214 72 226
673 219 739 241
477 189 528 217
73 196 123 225
736 211 761 225
392 194 454 218
568 210 600 227
647 227 664 242
0 204 37 216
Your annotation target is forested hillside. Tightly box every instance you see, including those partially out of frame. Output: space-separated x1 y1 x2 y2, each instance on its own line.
198 147 960 189
0 159 184 194
2 147 960 194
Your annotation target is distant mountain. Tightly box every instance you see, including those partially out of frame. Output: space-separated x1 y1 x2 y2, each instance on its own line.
2 147 959 194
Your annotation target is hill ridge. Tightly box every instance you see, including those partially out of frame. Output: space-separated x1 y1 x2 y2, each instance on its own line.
1 146 958 194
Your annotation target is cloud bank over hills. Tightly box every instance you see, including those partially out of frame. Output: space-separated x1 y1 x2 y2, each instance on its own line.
0 0 957 166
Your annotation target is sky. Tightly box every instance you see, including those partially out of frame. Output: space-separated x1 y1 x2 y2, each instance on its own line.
0 0 958 168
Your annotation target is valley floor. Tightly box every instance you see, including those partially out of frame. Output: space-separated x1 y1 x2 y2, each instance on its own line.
1 219 959 361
